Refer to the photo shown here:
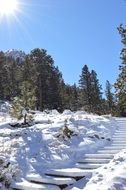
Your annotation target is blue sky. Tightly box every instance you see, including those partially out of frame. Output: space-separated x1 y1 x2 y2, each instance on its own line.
0 0 125 90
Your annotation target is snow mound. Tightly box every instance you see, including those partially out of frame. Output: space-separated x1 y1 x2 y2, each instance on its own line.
62 110 73 115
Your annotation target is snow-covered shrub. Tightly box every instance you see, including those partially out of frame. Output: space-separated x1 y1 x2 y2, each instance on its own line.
0 157 20 189
56 119 74 140
102 114 112 118
10 97 23 121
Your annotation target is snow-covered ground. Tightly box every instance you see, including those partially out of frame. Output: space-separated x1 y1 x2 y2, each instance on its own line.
0 110 124 189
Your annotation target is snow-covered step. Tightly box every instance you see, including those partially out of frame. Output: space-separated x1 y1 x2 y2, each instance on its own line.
114 134 126 136
112 135 126 139
78 158 111 164
111 144 126 146
112 136 126 139
114 132 126 133
112 140 126 142
26 173 76 186
76 163 103 169
115 127 126 129
45 168 93 177
115 129 126 131
113 139 126 140
84 153 114 159
97 150 120 154
103 146 125 150
113 134 126 136
11 179 60 190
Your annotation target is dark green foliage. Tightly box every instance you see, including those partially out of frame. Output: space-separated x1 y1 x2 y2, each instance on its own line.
10 81 36 124
79 65 92 112
62 119 74 138
115 25 126 116
90 70 102 114
60 83 78 111
0 49 64 113
105 80 116 115
0 48 118 115
79 65 103 114
29 48 62 111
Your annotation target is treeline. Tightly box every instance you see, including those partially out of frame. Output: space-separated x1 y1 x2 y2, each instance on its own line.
0 48 117 115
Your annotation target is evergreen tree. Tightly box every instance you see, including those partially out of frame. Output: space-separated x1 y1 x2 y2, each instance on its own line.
30 48 60 111
79 65 92 112
0 51 5 99
10 81 36 124
105 80 115 114
3 57 21 100
70 84 79 111
115 25 126 116
90 70 102 114
46 66 63 111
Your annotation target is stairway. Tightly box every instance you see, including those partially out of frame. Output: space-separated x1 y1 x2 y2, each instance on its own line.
11 118 126 190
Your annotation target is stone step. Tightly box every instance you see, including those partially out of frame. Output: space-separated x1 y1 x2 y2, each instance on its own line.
97 149 120 154
78 158 111 164
26 173 76 186
11 179 60 190
76 163 103 169
84 153 114 159
45 168 93 177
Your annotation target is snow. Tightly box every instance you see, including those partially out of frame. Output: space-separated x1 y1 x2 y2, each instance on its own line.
26 173 76 185
0 109 121 189
5 49 26 63
69 150 126 190
11 178 60 190
45 168 93 177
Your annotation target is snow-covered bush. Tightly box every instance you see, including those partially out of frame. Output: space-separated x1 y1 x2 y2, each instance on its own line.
10 97 23 121
0 157 20 189
56 119 74 140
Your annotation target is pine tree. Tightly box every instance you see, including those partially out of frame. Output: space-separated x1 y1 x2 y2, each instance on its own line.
30 48 63 111
79 65 92 112
10 81 36 124
46 66 63 111
30 48 56 110
0 51 5 99
105 80 115 114
115 25 126 116
90 70 102 114
70 84 79 111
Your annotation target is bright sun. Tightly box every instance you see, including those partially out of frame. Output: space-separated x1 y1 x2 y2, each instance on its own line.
0 0 19 16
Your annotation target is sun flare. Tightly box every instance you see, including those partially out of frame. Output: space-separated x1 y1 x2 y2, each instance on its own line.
0 0 19 16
